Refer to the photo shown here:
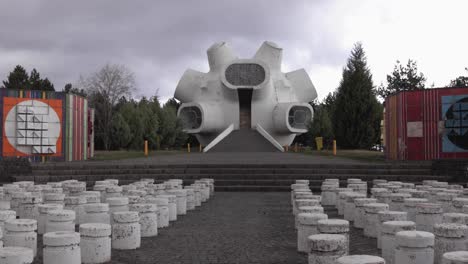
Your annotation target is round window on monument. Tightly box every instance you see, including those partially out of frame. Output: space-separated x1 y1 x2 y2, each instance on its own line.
225 63 266 87
179 106 202 130
288 106 311 130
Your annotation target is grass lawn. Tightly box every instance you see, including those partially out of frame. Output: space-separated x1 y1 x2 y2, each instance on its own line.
302 149 385 163
91 150 184 161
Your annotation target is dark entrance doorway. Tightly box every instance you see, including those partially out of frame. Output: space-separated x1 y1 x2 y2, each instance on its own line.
238 89 252 129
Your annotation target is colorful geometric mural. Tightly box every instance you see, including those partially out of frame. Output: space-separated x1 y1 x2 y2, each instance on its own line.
0 89 94 162
384 87 468 160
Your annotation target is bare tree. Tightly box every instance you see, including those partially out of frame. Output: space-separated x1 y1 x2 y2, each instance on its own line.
79 63 136 150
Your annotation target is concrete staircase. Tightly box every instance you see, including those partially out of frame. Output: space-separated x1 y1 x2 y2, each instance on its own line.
13 162 444 192
209 129 280 152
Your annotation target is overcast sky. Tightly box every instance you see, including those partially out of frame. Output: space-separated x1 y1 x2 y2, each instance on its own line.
0 0 467 102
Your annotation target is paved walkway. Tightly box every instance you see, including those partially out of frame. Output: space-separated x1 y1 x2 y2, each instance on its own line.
33 192 378 264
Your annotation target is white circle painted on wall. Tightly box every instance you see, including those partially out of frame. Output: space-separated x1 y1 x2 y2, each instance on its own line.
4 100 61 155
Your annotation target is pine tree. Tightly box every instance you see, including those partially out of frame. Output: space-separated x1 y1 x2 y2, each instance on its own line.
29 69 42 90
2 65 29 89
334 43 382 149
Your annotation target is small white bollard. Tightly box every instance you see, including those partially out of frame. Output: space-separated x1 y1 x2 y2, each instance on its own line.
106 197 129 215
434 223 468 264
37 204 63 235
320 185 337 206
403 198 429 222
18 196 42 220
0 210 16 235
376 211 407 249
442 251 468 264
83 203 110 224
353 198 377 229
294 199 320 216
335 254 385 264
389 193 412 211
4 219 37 257
437 192 459 212
46 209 76 233
80 223 112 264
443 213 468 225
43 231 81 264
185 189 196 211
452 198 468 213
64 196 86 224
296 206 324 229
337 192 353 216
129 203 158 237
151 197 169 228
112 211 141 250
344 193 366 222
363 203 389 238
381 221 416 264
44 193 65 205
166 189 187 215
317 219 350 254
415 203 443 232
297 213 328 253
104 185 123 200
158 195 177 221
0 247 33 264
307 234 346 264
394 231 434 264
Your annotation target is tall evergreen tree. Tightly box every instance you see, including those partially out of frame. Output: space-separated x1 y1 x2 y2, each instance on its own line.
377 59 426 99
2 65 29 89
334 43 382 149
29 69 42 90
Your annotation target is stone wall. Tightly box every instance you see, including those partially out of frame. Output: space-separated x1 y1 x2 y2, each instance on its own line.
0 157 32 182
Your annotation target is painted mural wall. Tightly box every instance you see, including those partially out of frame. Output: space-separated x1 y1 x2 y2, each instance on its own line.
384 87 468 160
0 89 94 162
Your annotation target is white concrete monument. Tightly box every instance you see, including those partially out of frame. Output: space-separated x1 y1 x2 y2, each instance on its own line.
174 41 317 152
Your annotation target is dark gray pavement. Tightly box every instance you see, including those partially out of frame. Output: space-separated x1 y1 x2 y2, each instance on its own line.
34 192 379 264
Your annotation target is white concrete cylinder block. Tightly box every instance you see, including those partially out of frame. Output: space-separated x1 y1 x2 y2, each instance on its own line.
126 190 147 197
373 179 387 185
434 223 468 264
0 246 34 264
402 183 415 189
104 179 118 185
158 195 177 221
152 198 169 228
43 231 80 264
437 192 460 212
104 186 123 201
363 203 389 238
4 219 37 257
0 210 16 235
348 183 368 195
394 230 434 264
297 213 328 253
83 203 110 224
317 219 349 253
46 209 76 233
347 179 362 184
296 206 324 229
389 193 412 211
44 193 65 205
336 255 385 264
381 220 416 264
129 203 158 237
166 189 187 215
371 187 388 197
106 197 129 215
411 190 429 199
296 180 310 185
452 198 468 213
374 190 392 204
320 185 337 206
0 200 11 210
337 192 354 216
353 198 377 229
184 189 196 211
14 182 34 189
185 186 202 207
332 188 351 207
82 194 100 205
127 195 143 205
18 196 42 220
37 204 63 235
67 184 86 197
428 188 447 202
344 193 366 222
92 185 108 203
9 192 31 214
307 234 346 264
294 199 320 215
80 223 112 264
112 211 141 250
403 198 429 221
443 213 468 225
443 251 468 264
415 203 444 232
376 211 407 249
64 196 86 224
